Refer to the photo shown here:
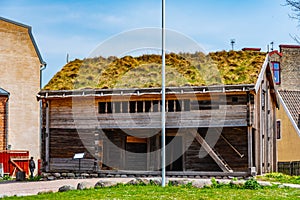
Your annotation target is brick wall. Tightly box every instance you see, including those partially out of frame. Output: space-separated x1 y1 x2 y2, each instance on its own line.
0 96 8 150
279 45 300 90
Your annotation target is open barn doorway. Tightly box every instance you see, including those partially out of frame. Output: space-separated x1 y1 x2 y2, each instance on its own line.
125 136 147 170
166 136 183 171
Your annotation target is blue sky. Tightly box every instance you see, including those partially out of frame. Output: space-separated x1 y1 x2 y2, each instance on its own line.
1 0 299 86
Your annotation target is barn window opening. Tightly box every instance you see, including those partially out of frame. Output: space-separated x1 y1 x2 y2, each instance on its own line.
145 101 152 112
276 120 281 139
184 99 190 111
130 101 136 113
168 100 175 112
153 100 159 112
175 100 182 112
107 102 113 113
114 102 121 113
137 101 143 112
262 90 265 111
122 102 128 113
99 102 106 113
98 99 192 114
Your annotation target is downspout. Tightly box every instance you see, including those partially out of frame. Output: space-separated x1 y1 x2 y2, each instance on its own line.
40 61 47 88
39 62 47 164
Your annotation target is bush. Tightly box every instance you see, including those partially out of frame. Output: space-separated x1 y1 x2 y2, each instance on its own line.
28 175 42 181
2 175 12 181
244 178 261 190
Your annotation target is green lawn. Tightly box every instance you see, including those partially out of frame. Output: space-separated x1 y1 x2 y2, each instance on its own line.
3 184 300 200
256 173 300 185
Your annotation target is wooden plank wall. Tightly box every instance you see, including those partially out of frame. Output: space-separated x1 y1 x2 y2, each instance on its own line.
49 129 94 159
42 92 254 172
49 158 96 172
184 128 248 172
45 93 251 130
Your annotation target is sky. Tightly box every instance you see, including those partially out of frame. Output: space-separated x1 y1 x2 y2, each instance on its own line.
1 0 299 86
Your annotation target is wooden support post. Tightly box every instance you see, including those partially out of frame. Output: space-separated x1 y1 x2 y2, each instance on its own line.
45 101 50 172
248 127 253 168
156 134 160 170
147 138 150 170
191 130 232 172
182 131 186 171
247 92 253 169
94 129 103 171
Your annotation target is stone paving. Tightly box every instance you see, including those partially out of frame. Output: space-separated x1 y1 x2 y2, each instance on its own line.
1 177 300 198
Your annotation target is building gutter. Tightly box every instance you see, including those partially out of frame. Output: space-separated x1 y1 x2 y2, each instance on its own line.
39 62 47 161
37 84 256 99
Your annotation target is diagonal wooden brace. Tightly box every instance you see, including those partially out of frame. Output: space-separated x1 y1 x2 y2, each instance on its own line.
191 130 232 172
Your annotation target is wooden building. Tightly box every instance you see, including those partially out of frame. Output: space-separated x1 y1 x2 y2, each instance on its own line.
38 50 278 176
0 17 46 164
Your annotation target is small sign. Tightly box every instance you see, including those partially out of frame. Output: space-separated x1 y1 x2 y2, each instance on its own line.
73 153 85 159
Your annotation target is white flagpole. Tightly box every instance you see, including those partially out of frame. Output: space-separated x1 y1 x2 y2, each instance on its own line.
161 0 166 187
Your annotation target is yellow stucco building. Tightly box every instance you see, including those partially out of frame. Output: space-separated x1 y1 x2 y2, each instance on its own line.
0 17 46 162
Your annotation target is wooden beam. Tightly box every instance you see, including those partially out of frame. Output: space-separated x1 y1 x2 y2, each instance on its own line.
247 92 253 169
10 157 26 172
191 130 232 172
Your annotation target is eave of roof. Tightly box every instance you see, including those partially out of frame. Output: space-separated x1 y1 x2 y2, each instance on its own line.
0 16 46 66
269 50 282 57
254 54 279 108
37 84 255 99
0 88 10 96
279 44 300 49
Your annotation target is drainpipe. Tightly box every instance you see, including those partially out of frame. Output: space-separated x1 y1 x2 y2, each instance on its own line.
39 62 47 162
40 61 47 89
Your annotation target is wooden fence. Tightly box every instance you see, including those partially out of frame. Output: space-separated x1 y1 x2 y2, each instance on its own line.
278 161 300 176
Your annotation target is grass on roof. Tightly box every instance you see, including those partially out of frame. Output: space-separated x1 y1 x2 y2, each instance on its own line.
43 51 267 91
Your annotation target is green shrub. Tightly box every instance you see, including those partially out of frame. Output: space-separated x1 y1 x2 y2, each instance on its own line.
28 175 42 181
244 178 261 190
2 175 12 181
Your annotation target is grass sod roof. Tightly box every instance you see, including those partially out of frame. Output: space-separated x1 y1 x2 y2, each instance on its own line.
43 51 267 91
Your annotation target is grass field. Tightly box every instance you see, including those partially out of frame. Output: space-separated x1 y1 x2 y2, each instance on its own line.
3 184 300 200
256 173 300 185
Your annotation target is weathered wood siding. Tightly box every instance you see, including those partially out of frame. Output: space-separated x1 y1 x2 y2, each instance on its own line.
41 92 260 173
45 93 251 130
253 70 277 175
184 128 248 172
49 129 94 159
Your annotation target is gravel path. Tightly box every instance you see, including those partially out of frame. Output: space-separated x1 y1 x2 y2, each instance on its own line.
0 178 133 198
1 177 300 198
